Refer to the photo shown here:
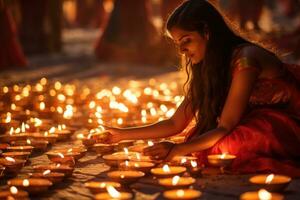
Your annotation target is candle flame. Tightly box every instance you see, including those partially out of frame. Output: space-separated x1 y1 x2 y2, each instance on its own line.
56 163 61 167
9 127 14 135
258 189 272 200
136 153 141 160
26 139 31 145
10 186 18 194
21 122 26 133
124 148 129 155
163 164 170 172
172 176 180 185
106 185 121 198
49 127 56 134
125 160 129 167
191 160 198 168
220 153 227 159
148 141 154 146
58 153 65 158
67 148 73 153
5 157 16 163
5 112 11 123
22 179 30 187
181 157 187 164
39 102 45 110
176 189 185 197
265 174 274 184
43 170 51 176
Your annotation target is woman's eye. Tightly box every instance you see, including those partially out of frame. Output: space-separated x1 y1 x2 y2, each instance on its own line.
180 38 191 46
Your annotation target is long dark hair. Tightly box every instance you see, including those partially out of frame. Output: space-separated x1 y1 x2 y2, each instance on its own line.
166 0 248 133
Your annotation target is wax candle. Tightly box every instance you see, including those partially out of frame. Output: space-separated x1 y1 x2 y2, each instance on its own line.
240 189 284 200
207 153 236 167
158 176 196 189
120 161 155 173
249 174 291 192
33 164 74 177
163 189 202 200
151 164 187 178
0 186 29 200
29 169 65 184
94 185 132 200
84 181 121 193
107 170 145 184
7 178 53 194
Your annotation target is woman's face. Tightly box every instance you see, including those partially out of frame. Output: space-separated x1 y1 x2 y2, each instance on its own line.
170 27 208 64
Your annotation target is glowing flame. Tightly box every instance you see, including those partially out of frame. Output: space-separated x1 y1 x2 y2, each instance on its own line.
181 157 187 164
39 102 45 110
265 174 274 184
136 153 141 160
5 112 11 123
67 148 73 153
106 185 121 198
43 170 51 176
34 118 42 127
49 127 56 134
125 160 129 167
26 139 31 145
117 118 123 125
10 186 18 194
76 133 84 139
22 179 30 187
258 189 272 200
58 153 64 158
191 161 198 168
176 189 185 197
163 164 170 173
21 122 26 133
134 163 139 167
9 127 14 135
11 103 16 110
123 148 129 155
5 157 15 163
220 153 227 159
148 141 154 146
172 176 180 185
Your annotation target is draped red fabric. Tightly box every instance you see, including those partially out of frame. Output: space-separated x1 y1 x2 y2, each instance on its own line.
0 5 27 69
189 64 300 177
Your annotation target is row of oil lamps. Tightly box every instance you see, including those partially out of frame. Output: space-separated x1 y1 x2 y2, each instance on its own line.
0 78 292 200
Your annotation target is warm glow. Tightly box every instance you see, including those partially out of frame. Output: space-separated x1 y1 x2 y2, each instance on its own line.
23 179 30 187
163 164 171 172
265 174 274 184
43 170 51 176
58 153 65 158
11 103 17 110
125 160 129 167
172 176 180 185
10 186 18 194
117 118 123 125
67 148 73 153
112 86 121 95
49 127 56 134
5 112 11 123
220 153 227 159
123 148 129 155
27 139 31 145
89 101 96 109
9 127 14 135
5 157 16 163
176 189 185 197
106 185 121 198
191 161 198 168
39 102 46 110
148 141 154 146
181 157 187 164
258 189 272 200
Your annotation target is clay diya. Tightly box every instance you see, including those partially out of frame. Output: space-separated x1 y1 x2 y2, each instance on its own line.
163 189 202 200
119 161 155 173
33 164 74 177
29 169 65 184
0 186 29 200
240 189 284 200
84 181 121 194
107 170 145 184
7 178 53 194
95 185 132 200
46 151 77 166
92 143 115 154
151 164 187 178
249 174 291 192
207 153 236 168
2 151 31 160
0 157 26 174
158 176 196 189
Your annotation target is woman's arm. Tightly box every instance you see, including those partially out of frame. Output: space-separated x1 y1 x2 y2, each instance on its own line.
107 97 193 142
166 52 260 159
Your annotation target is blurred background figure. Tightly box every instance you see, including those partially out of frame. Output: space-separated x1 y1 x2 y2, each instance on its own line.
0 0 27 69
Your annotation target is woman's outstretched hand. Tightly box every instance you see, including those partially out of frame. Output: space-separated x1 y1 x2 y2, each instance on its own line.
103 126 123 143
143 141 175 160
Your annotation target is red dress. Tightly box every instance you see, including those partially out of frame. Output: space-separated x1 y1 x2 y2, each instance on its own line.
189 52 300 177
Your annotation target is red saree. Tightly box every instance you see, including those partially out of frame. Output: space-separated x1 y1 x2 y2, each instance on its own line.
189 60 300 177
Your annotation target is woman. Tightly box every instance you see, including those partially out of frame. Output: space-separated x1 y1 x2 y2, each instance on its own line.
106 0 300 176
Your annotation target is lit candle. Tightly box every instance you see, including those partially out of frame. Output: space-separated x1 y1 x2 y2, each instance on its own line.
107 170 145 184
207 153 236 168
158 176 196 189
102 154 130 167
7 178 53 194
46 151 77 166
94 185 132 200
0 157 26 174
84 181 121 193
33 164 74 177
0 186 29 200
120 161 155 173
151 164 187 178
249 174 291 192
2 151 31 160
163 189 202 200
29 169 65 184
240 189 284 200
